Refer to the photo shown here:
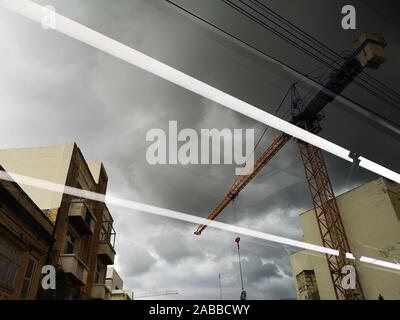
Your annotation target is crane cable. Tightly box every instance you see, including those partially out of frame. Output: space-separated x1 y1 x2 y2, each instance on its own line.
165 0 400 140
227 0 400 109
230 86 291 188
249 0 400 102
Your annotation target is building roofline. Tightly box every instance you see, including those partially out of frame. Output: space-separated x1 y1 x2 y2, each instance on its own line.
0 165 54 236
298 176 386 217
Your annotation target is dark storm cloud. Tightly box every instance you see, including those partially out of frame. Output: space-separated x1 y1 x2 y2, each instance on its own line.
241 255 281 283
150 230 205 264
1 0 399 299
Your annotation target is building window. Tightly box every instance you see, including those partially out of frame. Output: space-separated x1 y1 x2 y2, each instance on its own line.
99 220 116 247
95 261 104 284
7 265 17 286
19 259 36 299
64 231 76 254
100 228 107 242
84 211 92 226
0 238 21 289
95 264 100 283
0 261 10 282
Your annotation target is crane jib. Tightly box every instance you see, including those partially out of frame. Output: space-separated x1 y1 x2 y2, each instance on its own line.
194 35 387 236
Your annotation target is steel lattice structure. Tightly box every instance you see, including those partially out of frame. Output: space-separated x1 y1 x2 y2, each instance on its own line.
194 34 387 300
297 137 364 299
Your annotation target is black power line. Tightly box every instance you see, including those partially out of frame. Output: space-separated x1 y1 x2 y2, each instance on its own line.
224 0 400 109
165 0 400 140
247 0 400 111
251 0 400 101
248 0 400 110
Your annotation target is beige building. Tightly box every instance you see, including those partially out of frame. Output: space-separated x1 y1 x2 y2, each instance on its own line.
105 266 133 300
0 142 117 299
290 177 400 300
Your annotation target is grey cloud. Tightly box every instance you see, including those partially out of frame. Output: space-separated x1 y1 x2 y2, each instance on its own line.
242 255 281 283
118 241 157 276
1 0 399 300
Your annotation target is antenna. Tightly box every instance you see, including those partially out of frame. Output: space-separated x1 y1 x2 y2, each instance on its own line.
134 290 178 299
218 273 223 300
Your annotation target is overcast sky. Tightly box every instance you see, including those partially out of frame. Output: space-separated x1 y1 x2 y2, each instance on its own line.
1 0 399 299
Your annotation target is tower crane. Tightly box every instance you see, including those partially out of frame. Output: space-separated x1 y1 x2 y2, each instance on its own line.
194 33 387 300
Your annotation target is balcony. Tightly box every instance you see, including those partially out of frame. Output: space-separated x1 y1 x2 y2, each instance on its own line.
97 240 116 265
98 210 116 265
60 254 89 285
68 199 97 235
110 289 133 300
91 284 111 300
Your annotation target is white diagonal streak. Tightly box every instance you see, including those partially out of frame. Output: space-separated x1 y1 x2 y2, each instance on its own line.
1 0 400 274
1 0 399 184
0 169 337 256
3 169 400 273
